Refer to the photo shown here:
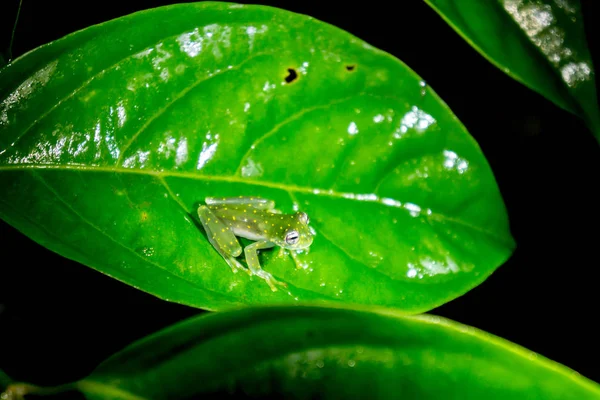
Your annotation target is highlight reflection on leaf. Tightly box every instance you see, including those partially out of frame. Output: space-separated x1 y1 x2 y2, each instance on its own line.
425 0 600 142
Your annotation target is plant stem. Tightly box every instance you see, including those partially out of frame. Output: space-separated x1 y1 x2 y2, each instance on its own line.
7 0 24 62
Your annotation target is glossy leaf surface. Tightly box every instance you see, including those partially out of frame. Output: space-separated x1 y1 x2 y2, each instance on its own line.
424 0 600 142
15 307 598 399
0 2 514 313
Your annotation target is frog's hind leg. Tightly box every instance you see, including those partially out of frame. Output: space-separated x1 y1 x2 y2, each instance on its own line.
197 205 250 275
205 196 275 210
244 240 288 292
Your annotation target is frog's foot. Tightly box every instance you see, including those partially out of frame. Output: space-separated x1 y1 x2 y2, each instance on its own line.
252 269 287 292
226 257 252 276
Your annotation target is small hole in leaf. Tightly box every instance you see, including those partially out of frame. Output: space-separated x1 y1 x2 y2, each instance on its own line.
284 68 298 83
346 65 356 71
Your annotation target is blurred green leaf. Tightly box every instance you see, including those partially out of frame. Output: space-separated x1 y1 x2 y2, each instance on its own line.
425 0 600 142
0 369 13 391
12 306 598 399
0 2 514 313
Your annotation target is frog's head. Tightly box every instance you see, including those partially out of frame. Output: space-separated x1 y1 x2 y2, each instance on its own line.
278 211 313 250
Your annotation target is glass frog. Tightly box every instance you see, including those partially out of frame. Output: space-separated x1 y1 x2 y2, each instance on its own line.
197 196 313 291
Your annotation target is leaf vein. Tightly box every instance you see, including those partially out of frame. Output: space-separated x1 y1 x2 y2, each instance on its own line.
233 95 361 176
0 164 510 245
117 50 272 164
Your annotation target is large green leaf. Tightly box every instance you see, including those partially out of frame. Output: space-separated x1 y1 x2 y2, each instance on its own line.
0 2 514 313
3 307 599 399
424 0 600 143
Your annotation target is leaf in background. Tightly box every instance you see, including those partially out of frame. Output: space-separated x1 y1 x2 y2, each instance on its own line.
10 306 599 399
424 0 600 142
0 369 12 391
0 2 514 313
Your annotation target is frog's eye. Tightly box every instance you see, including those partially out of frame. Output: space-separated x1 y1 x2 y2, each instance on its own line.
298 212 309 225
285 230 300 245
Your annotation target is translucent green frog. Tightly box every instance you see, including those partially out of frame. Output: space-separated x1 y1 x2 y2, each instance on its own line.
197 196 313 291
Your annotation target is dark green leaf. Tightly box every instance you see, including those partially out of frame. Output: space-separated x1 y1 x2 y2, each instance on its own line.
0 2 514 313
424 0 600 142
0 369 12 391
22 306 600 399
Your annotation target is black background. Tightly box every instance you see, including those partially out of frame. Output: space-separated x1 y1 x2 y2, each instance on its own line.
1 0 599 391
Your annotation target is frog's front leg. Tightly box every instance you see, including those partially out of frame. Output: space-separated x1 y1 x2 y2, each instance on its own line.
244 240 287 291
288 250 306 270
197 205 251 276
275 248 304 269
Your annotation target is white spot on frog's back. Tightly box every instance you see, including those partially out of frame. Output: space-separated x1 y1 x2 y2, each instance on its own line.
230 225 264 241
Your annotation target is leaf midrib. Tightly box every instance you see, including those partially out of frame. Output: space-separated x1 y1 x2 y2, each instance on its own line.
0 163 513 247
